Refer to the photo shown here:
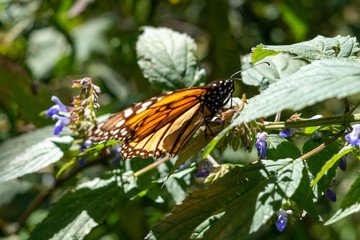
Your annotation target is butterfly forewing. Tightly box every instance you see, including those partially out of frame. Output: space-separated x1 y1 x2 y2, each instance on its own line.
87 78 235 159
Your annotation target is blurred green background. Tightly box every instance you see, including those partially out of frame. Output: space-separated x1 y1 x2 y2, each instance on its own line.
1 0 360 239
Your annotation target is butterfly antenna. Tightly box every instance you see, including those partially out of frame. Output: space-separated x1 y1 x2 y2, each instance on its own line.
230 61 270 79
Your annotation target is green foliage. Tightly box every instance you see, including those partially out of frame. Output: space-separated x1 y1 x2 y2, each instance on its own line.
0 126 73 183
136 27 205 91
2 2 360 240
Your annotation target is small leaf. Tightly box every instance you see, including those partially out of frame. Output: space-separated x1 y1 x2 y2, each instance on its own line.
242 53 307 88
26 27 70 79
0 126 73 184
136 27 204 90
151 159 304 239
259 35 359 61
325 174 360 225
29 176 124 240
251 45 278 63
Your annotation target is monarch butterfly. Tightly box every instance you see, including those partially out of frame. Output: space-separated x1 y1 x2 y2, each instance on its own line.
87 64 268 160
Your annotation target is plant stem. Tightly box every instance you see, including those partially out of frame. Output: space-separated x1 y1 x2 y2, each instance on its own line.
133 155 171 177
262 113 360 130
300 130 345 160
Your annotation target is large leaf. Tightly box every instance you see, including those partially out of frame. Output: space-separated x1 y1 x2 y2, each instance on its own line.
150 158 304 240
0 180 31 207
241 53 307 87
266 134 301 160
0 56 51 125
71 16 112 63
325 174 360 225
136 27 204 90
0 126 73 184
205 58 360 156
87 63 130 102
26 27 70 80
29 176 124 240
254 35 359 62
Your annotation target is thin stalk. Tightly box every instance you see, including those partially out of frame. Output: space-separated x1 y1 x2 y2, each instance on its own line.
133 155 171 177
300 130 345 160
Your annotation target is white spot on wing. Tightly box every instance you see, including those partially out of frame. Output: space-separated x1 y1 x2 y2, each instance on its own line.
124 108 133 118
136 107 146 114
142 101 152 108
116 119 125 127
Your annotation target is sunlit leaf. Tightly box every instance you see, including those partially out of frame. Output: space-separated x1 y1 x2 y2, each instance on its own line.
0 126 73 184
136 27 204 90
241 53 307 88
259 35 359 61
311 145 354 188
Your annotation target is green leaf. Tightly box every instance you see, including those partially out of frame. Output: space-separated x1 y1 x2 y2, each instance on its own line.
311 145 354 188
0 126 73 184
136 27 204 90
251 45 279 63
290 166 319 219
87 63 130 102
26 27 70 80
0 180 31 207
260 35 359 61
191 213 224 239
71 16 113 63
205 58 360 156
29 176 124 240
150 159 304 239
303 139 339 198
266 134 302 160
241 53 307 88
325 174 360 225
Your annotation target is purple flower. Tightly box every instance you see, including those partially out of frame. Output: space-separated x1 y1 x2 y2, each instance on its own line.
194 161 213 178
78 140 92 167
345 124 360 147
81 139 93 151
111 144 122 165
279 128 296 138
326 187 337 202
255 132 268 159
78 158 87 167
276 209 293 232
46 96 68 117
338 155 347 172
52 114 70 135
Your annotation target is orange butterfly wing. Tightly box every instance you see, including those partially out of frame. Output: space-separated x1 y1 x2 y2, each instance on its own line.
87 87 212 159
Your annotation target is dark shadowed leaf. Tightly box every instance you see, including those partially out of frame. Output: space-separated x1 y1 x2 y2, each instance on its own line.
150 159 304 240
326 174 360 225
29 176 124 240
